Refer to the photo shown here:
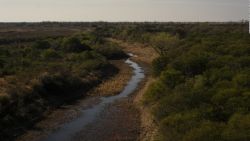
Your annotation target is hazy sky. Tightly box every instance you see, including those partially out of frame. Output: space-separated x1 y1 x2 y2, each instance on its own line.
0 0 248 22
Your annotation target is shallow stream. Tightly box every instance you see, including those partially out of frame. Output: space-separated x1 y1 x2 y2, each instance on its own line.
42 57 145 141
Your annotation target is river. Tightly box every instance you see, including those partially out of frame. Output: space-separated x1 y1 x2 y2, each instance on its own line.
41 56 145 141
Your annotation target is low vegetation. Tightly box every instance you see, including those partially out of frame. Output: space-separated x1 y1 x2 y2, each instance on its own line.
0 26 126 141
0 22 249 141
141 24 250 141
95 21 249 141
94 22 250 141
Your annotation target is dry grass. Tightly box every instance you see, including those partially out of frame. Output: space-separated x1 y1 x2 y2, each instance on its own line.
109 39 158 68
88 60 133 96
134 77 159 141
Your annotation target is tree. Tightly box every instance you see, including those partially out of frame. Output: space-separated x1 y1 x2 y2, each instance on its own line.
223 114 250 141
183 121 224 141
33 40 51 49
151 33 179 56
152 56 169 76
62 37 89 52
41 49 61 60
160 68 184 88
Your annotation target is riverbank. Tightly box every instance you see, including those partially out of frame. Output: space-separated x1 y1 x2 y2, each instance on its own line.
111 39 159 141
89 60 133 97
16 59 133 141
38 58 144 141
16 40 158 141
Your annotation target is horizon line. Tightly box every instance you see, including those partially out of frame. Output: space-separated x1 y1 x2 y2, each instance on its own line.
0 20 249 23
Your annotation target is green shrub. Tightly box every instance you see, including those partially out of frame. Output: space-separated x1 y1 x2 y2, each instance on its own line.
172 51 210 76
62 37 90 52
33 40 51 49
183 121 224 141
143 81 168 105
152 56 169 76
159 68 184 88
159 112 200 141
233 73 250 88
38 73 84 97
94 43 127 59
41 49 62 60
68 51 106 62
150 33 180 56
222 114 250 141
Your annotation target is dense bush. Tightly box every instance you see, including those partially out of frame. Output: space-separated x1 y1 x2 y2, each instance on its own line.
94 42 128 59
33 40 51 49
152 56 169 76
62 37 90 52
0 32 118 141
143 25 250 141
38 73 83 97
41 49 62 60
150 33 180 56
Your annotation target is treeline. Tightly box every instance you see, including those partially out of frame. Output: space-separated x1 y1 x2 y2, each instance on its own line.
138 25 250 140
92 22 248 43
0 31 126 140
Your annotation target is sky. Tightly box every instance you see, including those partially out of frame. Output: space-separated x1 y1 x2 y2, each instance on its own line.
0 0 248 22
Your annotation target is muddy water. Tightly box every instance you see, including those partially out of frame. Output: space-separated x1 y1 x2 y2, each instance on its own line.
41 57 145 141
